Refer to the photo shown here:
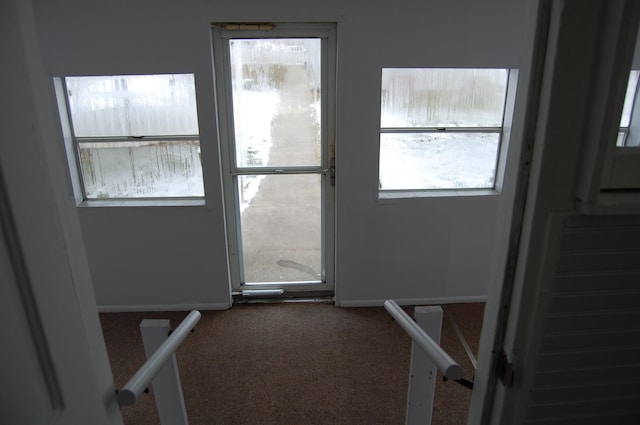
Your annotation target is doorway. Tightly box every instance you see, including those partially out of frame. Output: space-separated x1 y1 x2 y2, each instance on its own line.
212 24 336 296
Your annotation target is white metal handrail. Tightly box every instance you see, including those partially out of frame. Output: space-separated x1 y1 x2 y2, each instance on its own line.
117 310 201 406
384 300 463 381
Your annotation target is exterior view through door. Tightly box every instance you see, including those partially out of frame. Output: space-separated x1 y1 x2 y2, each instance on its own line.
212 24 336 296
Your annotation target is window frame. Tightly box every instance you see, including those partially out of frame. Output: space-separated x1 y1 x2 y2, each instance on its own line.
616 70 640 148
377 68 512 197
574 6 640 213
56 74 205 204
603 68 640 191
601 69 640 191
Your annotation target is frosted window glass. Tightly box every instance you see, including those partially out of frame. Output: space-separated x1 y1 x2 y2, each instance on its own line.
379 133 500 190
381 69 508 128
79 140 204 199
229 39 321 167
66 74 199 137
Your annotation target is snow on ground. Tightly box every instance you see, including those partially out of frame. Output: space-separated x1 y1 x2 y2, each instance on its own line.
74 70 507 199
79 89 281 201
235 96 500 199
81 92 501 199
379 132 500 190
232 90 280 211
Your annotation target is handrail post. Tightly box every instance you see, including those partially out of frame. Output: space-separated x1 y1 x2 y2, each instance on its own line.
117 310 201 407
384 300 464 425
139 318 189 425
405 306 444 425
384 300 463 380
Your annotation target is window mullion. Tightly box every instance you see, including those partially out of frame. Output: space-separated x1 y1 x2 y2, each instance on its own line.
380 127 502 134
74 135 200 144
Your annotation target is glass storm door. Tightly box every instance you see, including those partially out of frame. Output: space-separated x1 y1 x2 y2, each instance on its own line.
212 24 335 295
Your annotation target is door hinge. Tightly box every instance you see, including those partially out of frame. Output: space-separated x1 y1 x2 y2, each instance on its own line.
497 349 515 387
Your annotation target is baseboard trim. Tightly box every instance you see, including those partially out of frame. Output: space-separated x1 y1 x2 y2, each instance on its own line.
98 296 487 311
336 295 487 308
97 302 232 313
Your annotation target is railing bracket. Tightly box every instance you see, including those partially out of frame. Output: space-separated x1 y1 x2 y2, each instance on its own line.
443 375 474 390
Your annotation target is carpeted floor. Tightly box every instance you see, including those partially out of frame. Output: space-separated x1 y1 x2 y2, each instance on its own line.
100 302 484 424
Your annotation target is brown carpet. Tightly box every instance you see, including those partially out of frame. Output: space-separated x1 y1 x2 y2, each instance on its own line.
100 302 484 424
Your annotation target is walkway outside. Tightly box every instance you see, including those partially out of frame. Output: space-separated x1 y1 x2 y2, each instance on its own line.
240 64 323 284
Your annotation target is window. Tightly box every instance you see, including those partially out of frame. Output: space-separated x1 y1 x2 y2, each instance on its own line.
575 15 640 203
61 74 204 200
599 29 640 191
379 68 509 192
617 70 640 147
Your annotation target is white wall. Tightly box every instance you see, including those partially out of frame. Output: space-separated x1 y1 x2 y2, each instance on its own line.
31 0 530 309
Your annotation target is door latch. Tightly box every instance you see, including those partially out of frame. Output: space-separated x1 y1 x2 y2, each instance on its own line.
322 158 336 186
329 157 335 186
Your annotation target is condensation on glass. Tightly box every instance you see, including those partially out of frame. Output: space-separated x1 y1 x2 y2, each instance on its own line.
78 141 203 199
381 68 507 128
229 39 322 168
379 68 508 191
65 74 204 199
224 37 324 284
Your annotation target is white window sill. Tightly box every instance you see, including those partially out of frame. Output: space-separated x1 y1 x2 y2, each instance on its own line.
79 199 206 208
378 189 500 200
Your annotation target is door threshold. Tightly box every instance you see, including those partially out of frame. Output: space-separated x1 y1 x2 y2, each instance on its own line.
232 291 335 304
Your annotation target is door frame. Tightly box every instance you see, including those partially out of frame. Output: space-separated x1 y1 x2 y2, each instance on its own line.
211 22 336 296
2 0 124 422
